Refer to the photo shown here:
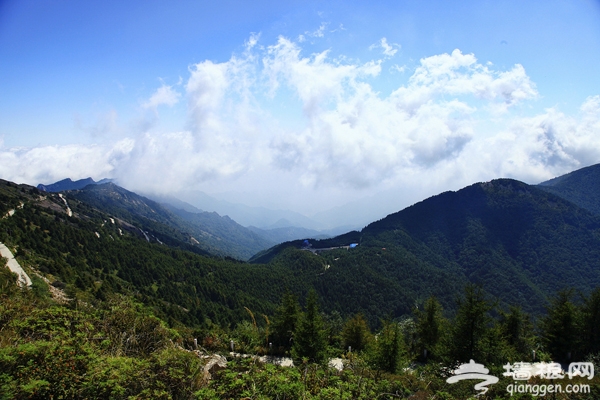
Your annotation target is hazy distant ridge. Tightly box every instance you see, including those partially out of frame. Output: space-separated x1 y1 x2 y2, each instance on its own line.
37 177 112 192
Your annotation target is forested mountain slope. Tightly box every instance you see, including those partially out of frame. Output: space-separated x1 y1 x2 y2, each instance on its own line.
255 179 600 317
537 162 600 216
5 175 600 328
68 182 274 260
0 180 295 326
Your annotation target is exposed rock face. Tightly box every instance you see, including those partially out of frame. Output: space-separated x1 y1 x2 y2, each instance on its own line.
203 354 227 381
0 242 32 287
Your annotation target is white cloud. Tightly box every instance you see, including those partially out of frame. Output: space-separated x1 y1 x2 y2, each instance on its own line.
114 131 249 194
0 141 132 185
142 84 181 110
245 32 260 50
2 35 598 216
370 37 399 57
393 49 538 114
305 23 327 38
483 96 600 181
186 60 230 134
263 37 380 115
263 44 539 189
392 64 406 74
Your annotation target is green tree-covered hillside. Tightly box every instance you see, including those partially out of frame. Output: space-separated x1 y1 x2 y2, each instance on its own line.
537 162 600 216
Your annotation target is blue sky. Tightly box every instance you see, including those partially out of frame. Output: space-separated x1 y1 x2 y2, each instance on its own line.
1 0 599 223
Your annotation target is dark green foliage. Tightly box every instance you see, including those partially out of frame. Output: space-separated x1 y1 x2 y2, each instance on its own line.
98 295 177 357
362 179 600 316
0 288 204 399
540 289 579 362
197 357 412 400
7 176 600 332
249 231 362 264
292 290 328 364
250 178 600 326
580 287 600 356
341 313 372 353
497 305 536 361
447 284 494 362
3 268 600 398
414 296 446 361
271 290 300 350
0 259 17 290
0 180 302 327
0 338 96 399
368 319 404 373
5 172 600 397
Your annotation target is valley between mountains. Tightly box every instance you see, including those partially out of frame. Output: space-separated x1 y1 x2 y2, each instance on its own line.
2 164 600 398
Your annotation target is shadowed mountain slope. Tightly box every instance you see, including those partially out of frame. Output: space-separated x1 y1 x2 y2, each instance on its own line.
254 179 600 317
537 163 600 216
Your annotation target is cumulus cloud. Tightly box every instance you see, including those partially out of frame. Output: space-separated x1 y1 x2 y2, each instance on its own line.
264 37 381 114
476 95 600 181
0 141 132 185
142 84 181 110
2 34 598 210
263 45 538 189
393 49 538 114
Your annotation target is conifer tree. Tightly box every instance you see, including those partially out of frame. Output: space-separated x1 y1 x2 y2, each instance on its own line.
449 284 493 362
540 289 579 362
370 319 404 373
414 296 445 361
341 313 372 352
498 305 535 360
272 290 300 349
292 289 327 364
580 287 600 356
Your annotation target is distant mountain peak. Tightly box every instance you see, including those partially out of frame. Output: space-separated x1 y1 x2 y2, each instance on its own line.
37 177 113 192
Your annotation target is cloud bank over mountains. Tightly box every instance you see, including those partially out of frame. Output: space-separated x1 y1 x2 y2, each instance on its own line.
1 33 598 213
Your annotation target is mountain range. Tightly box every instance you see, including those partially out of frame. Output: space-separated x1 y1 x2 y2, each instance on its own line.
37 177 113 192
2 163 600 327
67 182 275 260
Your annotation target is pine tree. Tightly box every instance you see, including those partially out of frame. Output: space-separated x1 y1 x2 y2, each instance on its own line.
498 305 535 360
341 313 372 352
414 296 445 361
271 290 300 349
292 290 327 364
449 284 493 362
580 287 600 356
540 289 579 362
370 319 403 373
